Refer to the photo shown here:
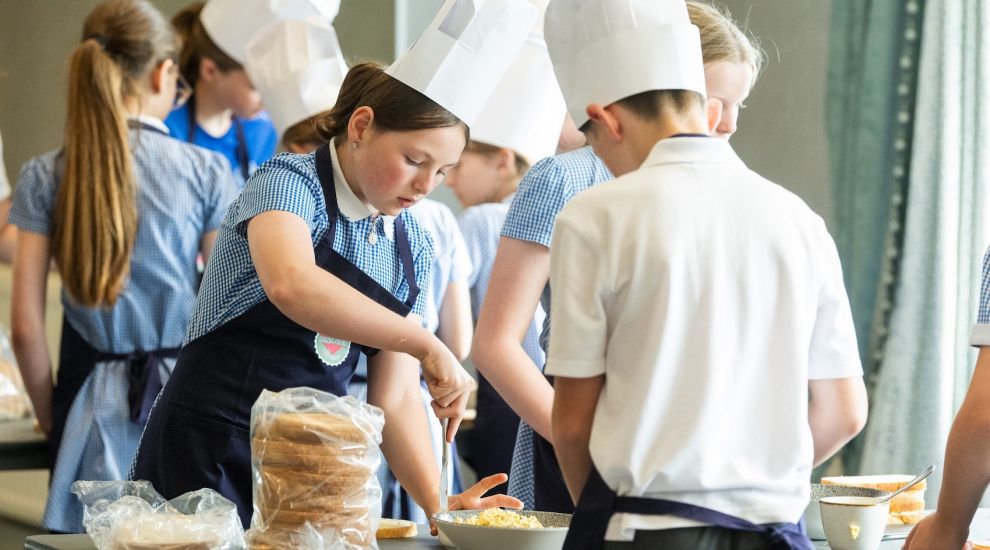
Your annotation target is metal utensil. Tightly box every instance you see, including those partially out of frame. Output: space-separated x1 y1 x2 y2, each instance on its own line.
876 464 935 504
440 418 450 513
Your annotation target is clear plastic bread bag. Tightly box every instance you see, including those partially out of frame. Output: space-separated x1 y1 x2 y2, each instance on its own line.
70 480 246 549
246 387 385 550
0 326 33 421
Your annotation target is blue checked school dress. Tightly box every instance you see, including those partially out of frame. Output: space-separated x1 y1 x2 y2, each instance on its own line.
9 117 237 532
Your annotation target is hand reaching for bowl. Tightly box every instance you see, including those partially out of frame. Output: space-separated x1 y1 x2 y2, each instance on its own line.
430 473 523 536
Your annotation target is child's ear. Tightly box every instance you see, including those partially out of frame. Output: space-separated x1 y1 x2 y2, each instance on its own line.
495 148 515 175
587 104 622 142
347 106 375 145
199 57 218 83
705 98 723 134
150 59 171 94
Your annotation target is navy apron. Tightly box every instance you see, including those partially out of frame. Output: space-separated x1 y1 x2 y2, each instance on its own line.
132 143 420 527
48 120 181 471
564 467 813 550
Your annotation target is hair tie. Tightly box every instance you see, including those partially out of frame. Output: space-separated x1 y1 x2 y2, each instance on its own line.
84 33 110 50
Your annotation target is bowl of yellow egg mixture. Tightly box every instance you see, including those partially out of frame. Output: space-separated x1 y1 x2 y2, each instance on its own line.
433 509 571 550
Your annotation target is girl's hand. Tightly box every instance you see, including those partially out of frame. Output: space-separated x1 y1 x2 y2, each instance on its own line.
419 337 474 439
430 473 523 535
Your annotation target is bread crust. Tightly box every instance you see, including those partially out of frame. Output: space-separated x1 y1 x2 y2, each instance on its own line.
376 519 418 539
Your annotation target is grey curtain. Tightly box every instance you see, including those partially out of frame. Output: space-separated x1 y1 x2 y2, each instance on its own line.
856 0 990 502
826 0 927 475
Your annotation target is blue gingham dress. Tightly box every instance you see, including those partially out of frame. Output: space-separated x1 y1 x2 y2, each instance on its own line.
971 246 990 346
498 146 612 508
186 149 432 344
9 122 237 532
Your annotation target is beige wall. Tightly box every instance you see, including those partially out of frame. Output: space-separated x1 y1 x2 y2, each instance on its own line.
718 0 833 222
0 0 396 182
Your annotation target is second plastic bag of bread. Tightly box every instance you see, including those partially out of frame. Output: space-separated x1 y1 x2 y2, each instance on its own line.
70 480 246 549
246 387 385 549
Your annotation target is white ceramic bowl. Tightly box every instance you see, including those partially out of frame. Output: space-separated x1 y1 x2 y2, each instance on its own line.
804 483 888 540
820 495 890 550
433 510 571 550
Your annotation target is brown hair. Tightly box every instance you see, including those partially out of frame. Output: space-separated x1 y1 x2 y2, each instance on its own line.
614 90 706 122
52 0 176 307
282 115 326 151
316 62 468 143
465 140 530 179
688 1 765 83
171 2 240 88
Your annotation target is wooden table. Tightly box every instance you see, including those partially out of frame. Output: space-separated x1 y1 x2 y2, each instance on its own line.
0 419 47 470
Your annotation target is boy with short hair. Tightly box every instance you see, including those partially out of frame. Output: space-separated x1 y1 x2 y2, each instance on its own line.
543 1 868 549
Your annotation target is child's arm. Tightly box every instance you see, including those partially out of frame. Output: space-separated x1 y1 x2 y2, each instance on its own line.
437 279 472 362
472 236 556 441
247 210 473 413
10 231 53 434
904 347 990 550
367 349 441 517
807 376 867 466
553 375 605 504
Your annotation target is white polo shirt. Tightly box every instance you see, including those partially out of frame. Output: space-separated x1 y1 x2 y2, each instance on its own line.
545 137 862 541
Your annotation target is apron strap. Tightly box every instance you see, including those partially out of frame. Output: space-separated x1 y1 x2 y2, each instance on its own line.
314 143 420 310
563 467 813 550
393 216 420 310
233 117 250 181
186 97 251 181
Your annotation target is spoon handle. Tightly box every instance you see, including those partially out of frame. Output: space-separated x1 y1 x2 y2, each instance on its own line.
881 464 935 503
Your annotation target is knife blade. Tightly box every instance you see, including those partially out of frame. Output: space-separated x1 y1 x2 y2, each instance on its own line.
440 417 450 514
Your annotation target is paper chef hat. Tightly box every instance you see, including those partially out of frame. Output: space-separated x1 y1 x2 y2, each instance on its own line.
544 0 706 128
245 18 347 136
386 0 540 127
201 0 342 64
469 3 565 165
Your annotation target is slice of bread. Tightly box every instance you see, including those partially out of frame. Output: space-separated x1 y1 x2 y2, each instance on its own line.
376 519 417 539
820 474 926 493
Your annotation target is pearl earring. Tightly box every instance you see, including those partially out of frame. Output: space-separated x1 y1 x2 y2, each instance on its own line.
351 141 358 149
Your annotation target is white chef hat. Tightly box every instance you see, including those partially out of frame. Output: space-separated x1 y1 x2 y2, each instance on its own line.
245 18 347 137
386 0 540 127
200 0 342 64
469 3 565 165
544 0 706 129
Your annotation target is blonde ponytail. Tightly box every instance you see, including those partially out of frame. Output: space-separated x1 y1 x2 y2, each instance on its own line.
52 0 176 307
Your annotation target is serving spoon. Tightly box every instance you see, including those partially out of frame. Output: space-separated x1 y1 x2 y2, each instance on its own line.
876 464 935 503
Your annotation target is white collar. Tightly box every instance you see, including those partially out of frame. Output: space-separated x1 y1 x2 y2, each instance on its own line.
640 136 744 169
127 114 170 134
328 140 395 238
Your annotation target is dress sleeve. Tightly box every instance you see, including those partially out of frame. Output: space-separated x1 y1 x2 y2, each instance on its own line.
9 155 56 235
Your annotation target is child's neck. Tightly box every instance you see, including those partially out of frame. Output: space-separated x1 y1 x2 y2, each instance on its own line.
193 86 233 138
492 176 521 203
334 139 378 214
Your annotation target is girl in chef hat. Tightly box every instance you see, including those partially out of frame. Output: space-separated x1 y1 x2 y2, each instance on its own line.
166 2 278 185
132 61 518 527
